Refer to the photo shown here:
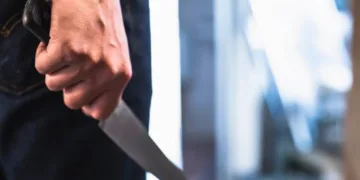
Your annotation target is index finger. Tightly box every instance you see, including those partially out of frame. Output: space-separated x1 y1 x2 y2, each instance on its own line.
35 42 67 74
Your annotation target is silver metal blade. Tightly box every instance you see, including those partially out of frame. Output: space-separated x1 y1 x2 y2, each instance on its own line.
98 100 186 180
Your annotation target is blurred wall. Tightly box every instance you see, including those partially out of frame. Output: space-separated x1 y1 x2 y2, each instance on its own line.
179 0 215 142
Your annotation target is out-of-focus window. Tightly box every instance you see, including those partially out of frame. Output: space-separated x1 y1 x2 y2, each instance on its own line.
244 0 350 178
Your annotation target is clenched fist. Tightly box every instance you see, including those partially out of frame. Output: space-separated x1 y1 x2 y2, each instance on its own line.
35 0 132 120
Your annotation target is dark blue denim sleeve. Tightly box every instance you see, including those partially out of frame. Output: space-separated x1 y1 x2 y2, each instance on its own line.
0 0 152 179
121 0 152 129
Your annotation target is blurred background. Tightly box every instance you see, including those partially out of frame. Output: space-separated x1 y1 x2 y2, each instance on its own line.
147 0 353 179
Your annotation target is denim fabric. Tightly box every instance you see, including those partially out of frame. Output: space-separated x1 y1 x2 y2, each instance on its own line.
0 0 152 179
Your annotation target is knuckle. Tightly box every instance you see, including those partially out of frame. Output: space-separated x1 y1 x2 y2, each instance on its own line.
122 68 132 81
45 78 59 91
68 43 88 56
67 43 102 64
87 50 102 63
35 61 46 74
113 65 132 82
87 53 103 68
70 46 84 56
91 110 106 121
63 96 81 110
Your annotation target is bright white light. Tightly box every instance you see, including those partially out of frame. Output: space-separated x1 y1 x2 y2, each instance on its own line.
249 0 318 108
249 0 351 101
319 64 353 92
246 17 264 50
147 0 183 179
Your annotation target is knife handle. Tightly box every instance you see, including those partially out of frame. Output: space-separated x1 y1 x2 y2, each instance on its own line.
22 0 51 45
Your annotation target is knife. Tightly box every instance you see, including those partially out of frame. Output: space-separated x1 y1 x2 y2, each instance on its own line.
22 0 186 179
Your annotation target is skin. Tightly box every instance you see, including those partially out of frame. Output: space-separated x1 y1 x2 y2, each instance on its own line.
35 0 132 120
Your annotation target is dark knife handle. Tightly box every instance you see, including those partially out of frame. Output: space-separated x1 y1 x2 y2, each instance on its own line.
22 0 51 45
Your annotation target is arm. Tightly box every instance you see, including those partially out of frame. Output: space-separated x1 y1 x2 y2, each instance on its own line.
35 0 131 120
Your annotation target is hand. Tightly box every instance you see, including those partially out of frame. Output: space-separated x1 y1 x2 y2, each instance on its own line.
35 0 132 120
